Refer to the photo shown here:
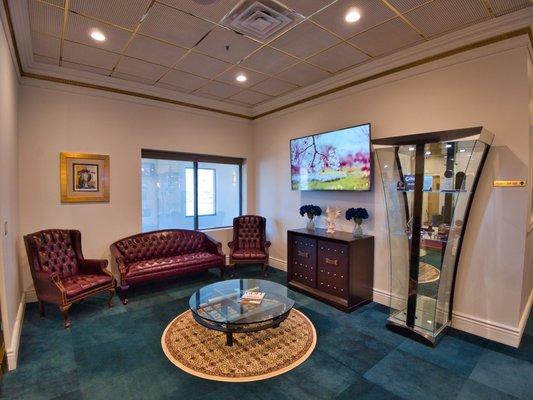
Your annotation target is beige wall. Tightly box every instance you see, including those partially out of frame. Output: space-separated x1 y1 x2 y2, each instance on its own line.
0 16 22 367
253 46 531 335
18 82 254 291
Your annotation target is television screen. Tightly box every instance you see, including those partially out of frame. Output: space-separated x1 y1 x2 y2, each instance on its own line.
290 123 371 191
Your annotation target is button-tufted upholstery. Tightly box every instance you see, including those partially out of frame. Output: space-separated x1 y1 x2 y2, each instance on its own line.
228 215 271 276
110 229 225 303
24 229 115 328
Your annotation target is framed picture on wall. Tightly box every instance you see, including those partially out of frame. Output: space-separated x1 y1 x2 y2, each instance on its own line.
60 152 110 203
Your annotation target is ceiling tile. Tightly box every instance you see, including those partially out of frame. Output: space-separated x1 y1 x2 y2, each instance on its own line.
139 3 213 48
126 35 187 67
62 61 111 76
387 0 432 12
112 71 156 85
275 62 330 86
216 67 268 88
195 81 243 99
311 0 396 39
159 69 210 92
269 21 339 59
158 0 241 23
280 0 335 17
349 17 423 57
66 13 132 52
308 42 369 73
405 0 491 37
41 0 65 6
240 46 298 75
488 0 531 16
229 90 272 105
34 54 58 65
251 78 298 96
69 0 153 30
31 32 60 59
175 52 232 79
28 0 63 36
154 82 189 93
195 26 261 63
63 41 120 70
114 56 168 82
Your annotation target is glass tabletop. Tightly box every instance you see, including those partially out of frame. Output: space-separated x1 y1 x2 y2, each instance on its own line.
189 279 294 325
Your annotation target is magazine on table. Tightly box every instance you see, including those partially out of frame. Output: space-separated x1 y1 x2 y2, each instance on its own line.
241 290 266 304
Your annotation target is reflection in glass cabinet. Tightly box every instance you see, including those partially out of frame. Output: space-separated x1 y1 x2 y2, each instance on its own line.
373 127 493 346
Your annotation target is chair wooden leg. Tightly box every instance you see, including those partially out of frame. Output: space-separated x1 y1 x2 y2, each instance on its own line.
262 263 269 277
119 285 129 305
229 264 236 278
38 300 45 318
60 304 72 329
107 288 115 308
220 265 225 279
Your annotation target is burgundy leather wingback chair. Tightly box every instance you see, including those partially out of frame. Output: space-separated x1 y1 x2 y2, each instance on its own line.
24 229 116 328
228 215 271 277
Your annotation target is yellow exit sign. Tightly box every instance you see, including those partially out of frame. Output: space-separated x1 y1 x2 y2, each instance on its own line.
493 180 527 187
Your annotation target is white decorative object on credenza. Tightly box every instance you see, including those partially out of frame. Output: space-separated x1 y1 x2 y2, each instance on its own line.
325 207 341 234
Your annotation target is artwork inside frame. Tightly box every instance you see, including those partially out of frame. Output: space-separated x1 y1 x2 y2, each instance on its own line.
60 152 110 203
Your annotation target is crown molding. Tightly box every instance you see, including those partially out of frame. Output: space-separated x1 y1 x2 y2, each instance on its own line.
252 7 533 119
3 0 532 121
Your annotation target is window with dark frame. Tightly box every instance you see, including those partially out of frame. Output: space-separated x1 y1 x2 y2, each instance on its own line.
141 149 243 232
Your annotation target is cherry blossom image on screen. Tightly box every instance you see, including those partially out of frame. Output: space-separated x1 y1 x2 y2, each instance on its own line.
290 124 371 191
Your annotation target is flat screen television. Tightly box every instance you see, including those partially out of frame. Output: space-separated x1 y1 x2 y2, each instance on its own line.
290 123 371 191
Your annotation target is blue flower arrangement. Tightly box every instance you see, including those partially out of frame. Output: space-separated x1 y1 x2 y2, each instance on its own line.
345 207 369 221
299 205 322 217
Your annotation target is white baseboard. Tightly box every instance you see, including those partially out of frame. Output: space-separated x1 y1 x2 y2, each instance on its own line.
373 288 526 347
24 288 37 303
6 292 25 370
269 256 287 271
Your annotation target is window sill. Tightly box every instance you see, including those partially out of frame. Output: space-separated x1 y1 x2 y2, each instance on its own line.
200 226 233 232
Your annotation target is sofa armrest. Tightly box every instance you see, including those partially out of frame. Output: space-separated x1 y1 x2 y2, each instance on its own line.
205 235 224 257
263 241 272 248
78 259 110 275
228 241 235 249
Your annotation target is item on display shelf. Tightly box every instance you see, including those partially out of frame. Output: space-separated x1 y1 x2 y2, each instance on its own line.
325 207 341 234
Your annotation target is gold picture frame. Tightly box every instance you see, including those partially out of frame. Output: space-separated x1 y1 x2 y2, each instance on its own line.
60 152 110 203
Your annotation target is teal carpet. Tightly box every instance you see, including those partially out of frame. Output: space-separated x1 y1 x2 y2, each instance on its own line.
1 267 532 399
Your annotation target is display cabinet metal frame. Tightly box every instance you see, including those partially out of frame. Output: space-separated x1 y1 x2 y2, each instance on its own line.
373 127 493 346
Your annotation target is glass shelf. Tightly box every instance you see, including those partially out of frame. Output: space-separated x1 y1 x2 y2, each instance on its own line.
373 129 493 346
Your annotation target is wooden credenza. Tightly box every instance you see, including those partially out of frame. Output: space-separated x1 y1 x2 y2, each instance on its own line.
287 228 374 312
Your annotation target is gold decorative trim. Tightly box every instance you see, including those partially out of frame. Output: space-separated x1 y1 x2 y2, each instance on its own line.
1 1 531 120
253 27 533 119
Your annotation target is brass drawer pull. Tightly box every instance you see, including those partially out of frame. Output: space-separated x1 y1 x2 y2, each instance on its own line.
297 251 309 258
325 257 338 266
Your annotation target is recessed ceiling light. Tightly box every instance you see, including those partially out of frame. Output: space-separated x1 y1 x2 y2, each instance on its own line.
408 147 415 151
90 30 106 42
345 8 361 23
459 149 466 153
425 151 431 155
236 73 247 83
446 144 452 148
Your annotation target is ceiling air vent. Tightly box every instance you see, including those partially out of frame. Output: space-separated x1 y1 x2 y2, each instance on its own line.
221 0 302 42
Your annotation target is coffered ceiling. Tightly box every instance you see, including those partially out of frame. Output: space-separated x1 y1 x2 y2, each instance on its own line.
6 0 533 113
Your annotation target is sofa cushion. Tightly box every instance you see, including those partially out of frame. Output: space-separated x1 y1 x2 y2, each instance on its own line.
232 249 267 260
114 230 207 264
126 252 223 278
62 274 113 299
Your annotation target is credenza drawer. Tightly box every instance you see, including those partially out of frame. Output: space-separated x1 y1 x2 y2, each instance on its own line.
291 236 316 288
317 241 348 274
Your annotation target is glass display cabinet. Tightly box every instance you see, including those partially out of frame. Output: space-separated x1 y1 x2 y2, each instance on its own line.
373 127 493 346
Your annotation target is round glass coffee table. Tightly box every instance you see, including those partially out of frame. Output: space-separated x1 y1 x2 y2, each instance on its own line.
189 279 294 346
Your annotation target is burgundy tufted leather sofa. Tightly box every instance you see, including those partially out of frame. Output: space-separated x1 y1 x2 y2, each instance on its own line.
110 229 225 304
24 229 116 328
228 215 271 277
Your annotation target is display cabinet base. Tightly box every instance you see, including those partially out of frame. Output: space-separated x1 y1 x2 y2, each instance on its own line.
288 281 370 312
386 320 450 347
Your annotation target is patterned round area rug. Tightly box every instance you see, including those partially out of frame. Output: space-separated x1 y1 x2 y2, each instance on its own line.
161 309 317 382
419 262 441 283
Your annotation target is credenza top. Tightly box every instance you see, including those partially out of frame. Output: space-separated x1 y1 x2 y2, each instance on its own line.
288 228 374 244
